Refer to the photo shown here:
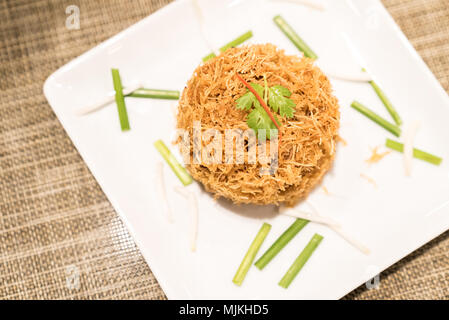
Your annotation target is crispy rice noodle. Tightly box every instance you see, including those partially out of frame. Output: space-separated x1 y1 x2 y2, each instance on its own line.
177 44 340 206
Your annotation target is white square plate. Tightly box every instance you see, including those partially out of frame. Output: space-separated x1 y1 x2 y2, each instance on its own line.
44 0 449 299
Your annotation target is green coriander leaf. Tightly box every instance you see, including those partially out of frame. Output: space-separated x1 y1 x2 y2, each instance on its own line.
251 83 264 97
268 85 296 118
272 85 292 97
279 99 296 118
236 92 254 111
247 106 278 139
236 83 264 111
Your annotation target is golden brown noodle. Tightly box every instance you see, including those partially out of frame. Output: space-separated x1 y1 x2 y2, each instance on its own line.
176 44 340 206
366 146 391 164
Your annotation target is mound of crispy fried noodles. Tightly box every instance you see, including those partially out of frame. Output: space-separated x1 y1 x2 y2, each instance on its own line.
177 44 340 206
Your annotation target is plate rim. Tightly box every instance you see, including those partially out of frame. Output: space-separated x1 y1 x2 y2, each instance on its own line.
43 0 449 299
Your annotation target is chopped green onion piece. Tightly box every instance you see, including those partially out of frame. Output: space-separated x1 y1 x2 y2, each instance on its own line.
273 15 317 59
369 80 402 126
362 69 402 126
386 139 442 165
255 219 309 270
203 30 253 62
111 68 130 131
279 233 323 289
220 31 253 53
154 140 193 186
202 54 215 63
351 101 401 137
370 82 402 126
233 223 271 286
127 88 180 100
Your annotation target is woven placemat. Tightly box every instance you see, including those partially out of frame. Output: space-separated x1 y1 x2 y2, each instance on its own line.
0 0 447 300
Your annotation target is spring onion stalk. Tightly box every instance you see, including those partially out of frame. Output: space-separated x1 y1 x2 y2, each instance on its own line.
278 233 323 288
273 15 317 59
203 30 253 62
361 69 402 126
254 219 309 270
369 81 402 126
351 101 401 137
154 140 193 186
111 68 130 131
385 139 442 165
233 223 272 286
127 88 180 100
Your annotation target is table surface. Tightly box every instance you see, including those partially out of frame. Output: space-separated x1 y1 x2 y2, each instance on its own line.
0 0 448 300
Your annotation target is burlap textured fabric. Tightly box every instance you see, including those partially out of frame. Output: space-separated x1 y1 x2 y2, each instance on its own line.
0 0 447 300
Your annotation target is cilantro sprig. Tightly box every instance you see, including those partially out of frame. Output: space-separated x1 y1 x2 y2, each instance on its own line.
268 85 295 118
235 80 295 139
247 105 279 139
236 83 264 111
